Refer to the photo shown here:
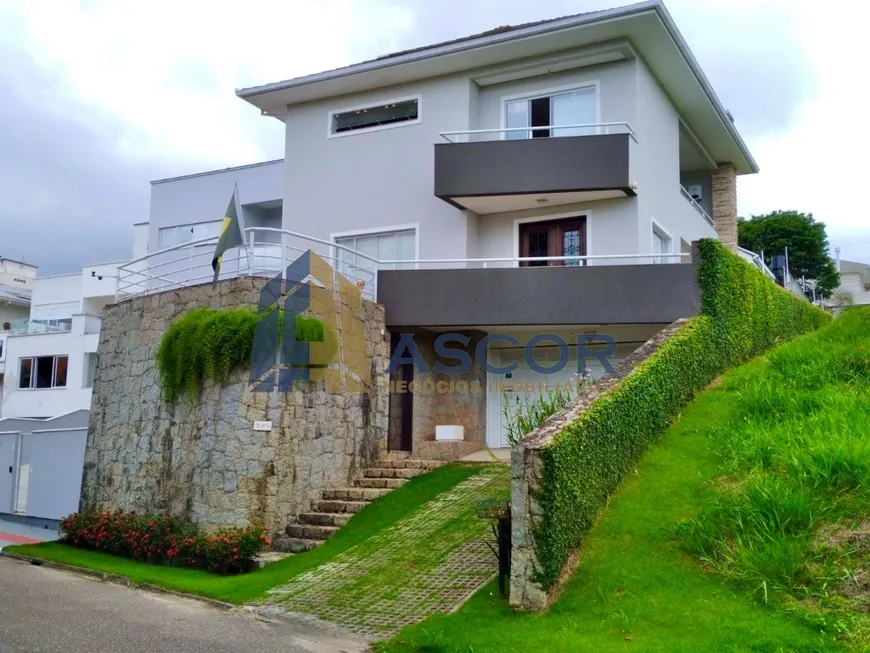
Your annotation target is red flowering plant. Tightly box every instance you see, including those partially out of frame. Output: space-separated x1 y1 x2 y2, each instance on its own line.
59 509 269 574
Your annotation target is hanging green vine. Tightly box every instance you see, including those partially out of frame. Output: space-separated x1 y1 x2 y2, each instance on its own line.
156 307 327 404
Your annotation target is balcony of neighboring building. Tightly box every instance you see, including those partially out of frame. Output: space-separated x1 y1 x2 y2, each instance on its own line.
434 124 636 215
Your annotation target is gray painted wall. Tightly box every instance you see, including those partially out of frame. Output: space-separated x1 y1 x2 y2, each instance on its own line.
146 161 284 286
634 59 717 252
278 50 717 268
283 75 474 263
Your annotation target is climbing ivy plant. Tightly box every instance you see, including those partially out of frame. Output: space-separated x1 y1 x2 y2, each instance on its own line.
156 307 327 405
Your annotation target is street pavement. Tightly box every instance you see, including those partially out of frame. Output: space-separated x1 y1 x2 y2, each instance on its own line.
0 556 368 652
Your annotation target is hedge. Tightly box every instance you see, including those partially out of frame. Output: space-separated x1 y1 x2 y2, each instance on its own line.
531 239 832 590
60 510 270 574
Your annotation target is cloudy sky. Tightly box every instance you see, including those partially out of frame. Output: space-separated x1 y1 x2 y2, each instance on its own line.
0 0 867 274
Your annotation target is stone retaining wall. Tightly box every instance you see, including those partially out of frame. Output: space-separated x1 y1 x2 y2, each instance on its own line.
509 319 690 610
80 277 389 533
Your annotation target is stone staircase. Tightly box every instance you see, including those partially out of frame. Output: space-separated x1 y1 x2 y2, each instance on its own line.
273 454 443 553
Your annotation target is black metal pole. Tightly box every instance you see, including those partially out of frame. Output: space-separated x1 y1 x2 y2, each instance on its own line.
497 515 511 597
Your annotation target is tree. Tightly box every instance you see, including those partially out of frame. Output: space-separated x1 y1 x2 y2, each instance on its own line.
738 210 840 297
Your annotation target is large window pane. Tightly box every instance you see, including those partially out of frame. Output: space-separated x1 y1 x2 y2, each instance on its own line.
19 358 32 389
573 88 597 136
396 232 416 270
54 356 68 388
505 100 529 140
158 227 177 249
550 92 576 136
35 356 54 388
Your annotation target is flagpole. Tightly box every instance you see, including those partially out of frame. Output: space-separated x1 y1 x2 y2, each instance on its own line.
235 183 253 275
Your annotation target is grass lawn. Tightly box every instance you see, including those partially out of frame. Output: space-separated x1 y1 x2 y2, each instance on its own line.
7 463 486 604
378 311 870 653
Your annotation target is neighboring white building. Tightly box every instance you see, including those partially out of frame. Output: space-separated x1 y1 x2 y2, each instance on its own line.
0 262 119 419
0 257 37 328
834 257 870 306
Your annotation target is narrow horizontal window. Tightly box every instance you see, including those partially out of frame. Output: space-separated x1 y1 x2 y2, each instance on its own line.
331 99 419 135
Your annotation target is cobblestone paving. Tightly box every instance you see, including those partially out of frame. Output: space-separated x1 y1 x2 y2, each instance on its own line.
265 466 509 637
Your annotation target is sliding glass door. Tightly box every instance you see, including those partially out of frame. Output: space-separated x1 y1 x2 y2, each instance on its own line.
505 86 597 139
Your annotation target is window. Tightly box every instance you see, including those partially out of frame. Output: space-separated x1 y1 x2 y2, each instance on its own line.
30 302 78 330
652 226 672 264
505 87 597 139
158 221 222 249
334 229 416 279
84 352 99 388
330 98 420 136
519 217 586 267
18 355 68 389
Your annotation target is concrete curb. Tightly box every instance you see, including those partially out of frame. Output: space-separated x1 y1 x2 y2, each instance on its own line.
0 550 237 612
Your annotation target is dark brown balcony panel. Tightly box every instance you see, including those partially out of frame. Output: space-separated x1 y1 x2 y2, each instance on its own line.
434 133 634 214
378 264 700 328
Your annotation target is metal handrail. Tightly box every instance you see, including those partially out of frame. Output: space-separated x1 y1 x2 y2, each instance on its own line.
679 186 715 227
440 122 637 143
379 253 689 266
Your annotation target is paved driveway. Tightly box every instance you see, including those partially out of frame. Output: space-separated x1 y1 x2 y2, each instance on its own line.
0 556 367 653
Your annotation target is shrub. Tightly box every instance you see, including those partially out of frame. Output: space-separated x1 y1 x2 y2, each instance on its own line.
529 239 831 590
59 510 270 574
502 369 592 446
156 307 328 404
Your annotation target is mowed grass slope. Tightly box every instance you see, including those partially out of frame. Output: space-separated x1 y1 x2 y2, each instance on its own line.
380 309 870 653
7 463 485 604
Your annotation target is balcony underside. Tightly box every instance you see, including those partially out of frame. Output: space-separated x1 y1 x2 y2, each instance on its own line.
378 264 700 328
434 133 634 215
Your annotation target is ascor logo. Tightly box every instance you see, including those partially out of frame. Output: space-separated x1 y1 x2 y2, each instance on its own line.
248 250 370 393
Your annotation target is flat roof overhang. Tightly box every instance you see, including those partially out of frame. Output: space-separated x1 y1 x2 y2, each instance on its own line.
238 1 757 174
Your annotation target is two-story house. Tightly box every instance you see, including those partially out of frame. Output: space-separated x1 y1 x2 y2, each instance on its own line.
229 1 757 456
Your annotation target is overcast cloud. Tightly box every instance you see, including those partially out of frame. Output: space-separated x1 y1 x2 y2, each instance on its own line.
0 0 867 274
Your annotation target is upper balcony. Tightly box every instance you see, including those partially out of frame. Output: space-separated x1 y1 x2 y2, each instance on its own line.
434 124 636 214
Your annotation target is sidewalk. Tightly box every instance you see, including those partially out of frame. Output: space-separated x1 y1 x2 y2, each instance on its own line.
0 519 58 549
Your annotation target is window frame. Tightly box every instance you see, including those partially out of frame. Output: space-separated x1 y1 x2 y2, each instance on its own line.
83 352 99 389
330 224 420 276
500 81 601 140
18 354 69 390
326 95 422 140
651 220 674 265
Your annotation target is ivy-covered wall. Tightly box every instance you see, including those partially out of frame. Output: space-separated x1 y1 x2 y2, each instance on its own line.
510 239 832 610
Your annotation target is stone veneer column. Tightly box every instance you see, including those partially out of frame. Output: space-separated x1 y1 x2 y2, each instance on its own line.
711 163 738 252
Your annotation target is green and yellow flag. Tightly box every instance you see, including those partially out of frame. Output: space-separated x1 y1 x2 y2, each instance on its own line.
212 188 244 287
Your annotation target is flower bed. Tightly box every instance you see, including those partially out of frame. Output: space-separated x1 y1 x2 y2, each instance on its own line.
60 510 271 574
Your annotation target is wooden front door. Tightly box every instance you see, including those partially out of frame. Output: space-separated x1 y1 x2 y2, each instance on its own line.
519 217 587 267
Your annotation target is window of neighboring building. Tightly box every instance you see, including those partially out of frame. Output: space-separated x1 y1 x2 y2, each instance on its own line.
30 302 78 330
158 221 222 249
83 352 99 388
19 355 68 389
652 225 672 264
329 98 420 136
334 229 416 279
505 86 597 140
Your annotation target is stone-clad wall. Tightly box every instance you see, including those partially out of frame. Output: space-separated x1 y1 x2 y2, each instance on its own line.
80 277 389 533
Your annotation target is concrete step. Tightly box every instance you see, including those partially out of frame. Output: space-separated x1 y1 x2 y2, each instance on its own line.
298 512 353 527
372 459 444 470
379 451 411 461
321 487 391 502
286 523 339 541
363 467 423 480
272 536 322 553
311 499 369 514
355 477 407 489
